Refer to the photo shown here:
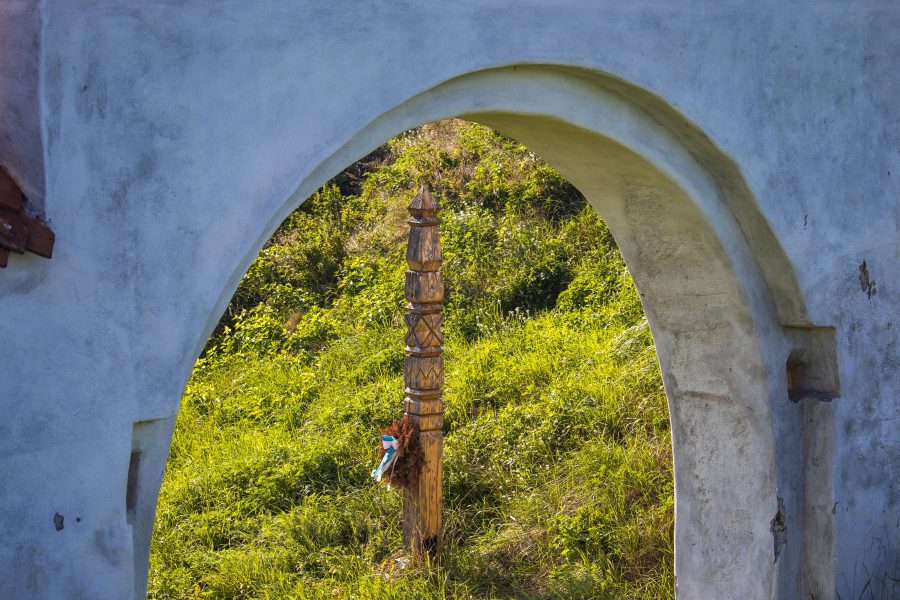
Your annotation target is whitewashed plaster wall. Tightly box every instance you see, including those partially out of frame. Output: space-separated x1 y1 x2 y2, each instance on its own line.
0 2 898 599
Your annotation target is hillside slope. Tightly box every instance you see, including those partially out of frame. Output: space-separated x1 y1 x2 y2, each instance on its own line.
149 120 674 599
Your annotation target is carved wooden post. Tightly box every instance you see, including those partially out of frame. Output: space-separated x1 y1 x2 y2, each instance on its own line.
403 186 443 560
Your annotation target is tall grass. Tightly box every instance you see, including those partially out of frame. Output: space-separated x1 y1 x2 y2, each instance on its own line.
149 120 673 599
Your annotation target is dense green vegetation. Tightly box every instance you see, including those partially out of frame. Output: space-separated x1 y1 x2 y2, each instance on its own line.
149 121 673 599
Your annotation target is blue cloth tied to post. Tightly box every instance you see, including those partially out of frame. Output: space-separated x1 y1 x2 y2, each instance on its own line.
371 435 399 482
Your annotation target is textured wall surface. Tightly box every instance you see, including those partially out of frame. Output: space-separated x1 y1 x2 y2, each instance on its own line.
0 2 898 598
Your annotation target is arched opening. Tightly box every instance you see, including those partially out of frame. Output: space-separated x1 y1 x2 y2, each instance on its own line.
132 65 811 598
150 120 674 597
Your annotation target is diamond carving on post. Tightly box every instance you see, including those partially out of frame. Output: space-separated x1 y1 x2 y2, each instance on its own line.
404 312 444 350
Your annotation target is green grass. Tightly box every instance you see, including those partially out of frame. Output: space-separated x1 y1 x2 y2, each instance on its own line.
149 120 674 599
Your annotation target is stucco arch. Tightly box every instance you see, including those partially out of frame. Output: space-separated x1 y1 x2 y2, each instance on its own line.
7 4 900 599
151 65 809 599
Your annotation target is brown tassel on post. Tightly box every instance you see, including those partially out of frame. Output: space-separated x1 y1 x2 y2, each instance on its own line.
375 416 425 489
